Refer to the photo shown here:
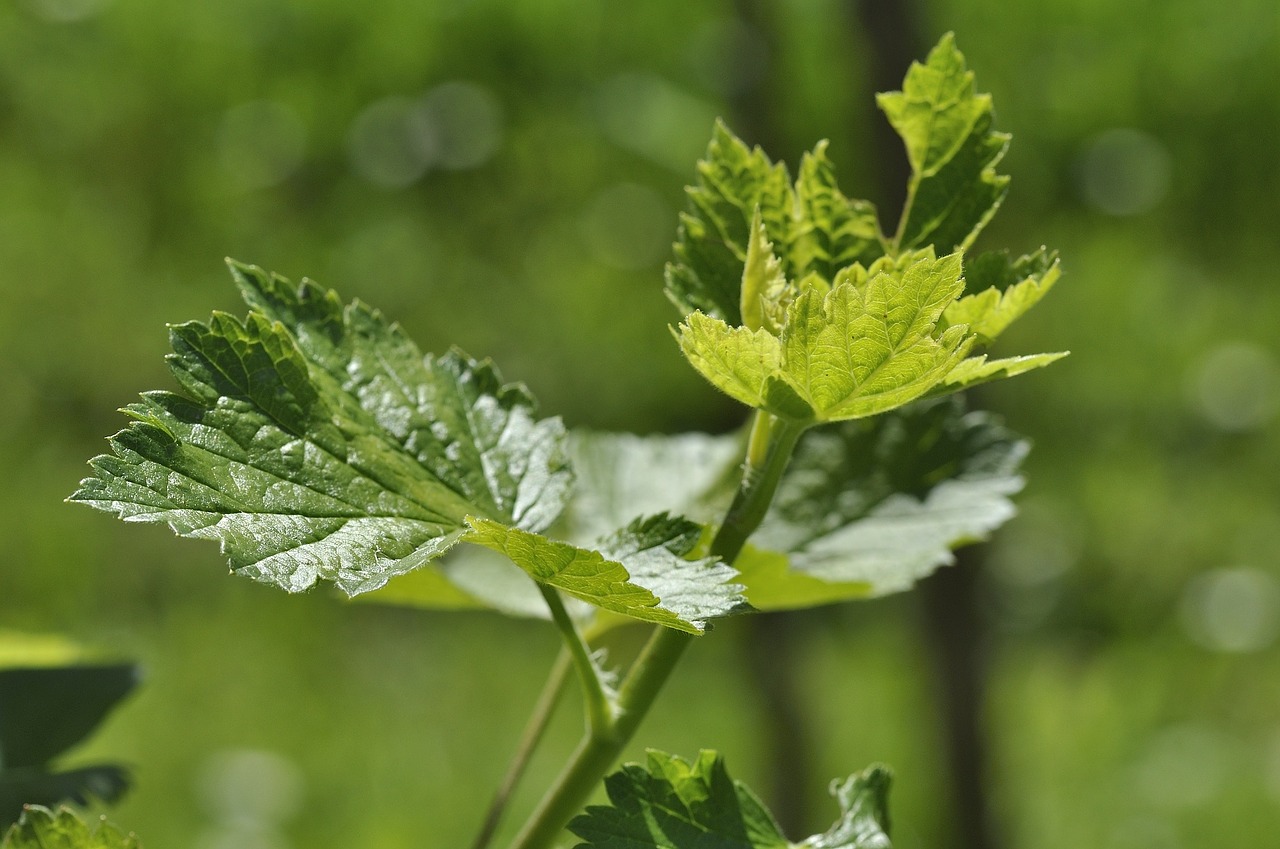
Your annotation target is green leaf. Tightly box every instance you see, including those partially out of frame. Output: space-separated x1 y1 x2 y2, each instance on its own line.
676 314 787 413
941 248 1062 344
744 397 1027 607
70 262 573 598
799 767 893 849
2 806 140 849
739 212 791 334
680 252 981 423
568 750 893 849
879 33 1009 254
463 514 746 634
0 665 137 827
778 252 971 421
666 121 795 325
930 352 1069 397
793 141 885 280
0 665 138 769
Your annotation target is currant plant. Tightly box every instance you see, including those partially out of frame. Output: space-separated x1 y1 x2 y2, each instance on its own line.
67 34 1063 849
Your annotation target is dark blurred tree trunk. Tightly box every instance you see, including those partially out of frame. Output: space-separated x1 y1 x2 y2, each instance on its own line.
726 4 1005 849
854 8 1005 849
919 546 1003 849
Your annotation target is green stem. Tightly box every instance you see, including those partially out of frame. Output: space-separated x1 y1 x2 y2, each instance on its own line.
712 413 805 564
506 410 807 849
470 649 571 849
539 584 615 734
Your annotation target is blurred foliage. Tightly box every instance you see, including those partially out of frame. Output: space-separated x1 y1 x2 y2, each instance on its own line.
2 0 1279 848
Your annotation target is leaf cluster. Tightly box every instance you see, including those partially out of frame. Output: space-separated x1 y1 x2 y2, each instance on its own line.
69 35 1059 641
668 34 1064 426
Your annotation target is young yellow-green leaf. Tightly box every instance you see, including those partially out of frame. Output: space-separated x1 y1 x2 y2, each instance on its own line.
666 121 795 325
879 33 1009 254
941 249 1062 344
676 314 786 411
679 252 980 423
778 252 972 421
731 545 874 612
748 397 1027 603
740 211 791 334
931 351 1069 397
349 545 539 616
70 263 573 598
568 750 893 849
793 141 886 280
463 514 745 634
2 806 140 849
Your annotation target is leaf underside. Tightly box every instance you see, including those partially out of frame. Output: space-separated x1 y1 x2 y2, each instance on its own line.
527 397 1028 613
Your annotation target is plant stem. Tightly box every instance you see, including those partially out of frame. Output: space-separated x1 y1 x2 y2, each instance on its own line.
470 649 571 849
506 411 807 849
539 584 615 734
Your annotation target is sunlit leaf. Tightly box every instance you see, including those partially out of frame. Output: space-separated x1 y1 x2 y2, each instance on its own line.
70 263 573 598
941 248 1062 344
666 121 795 325
465 514 745 634
793 142 885 279
879 33 1009 254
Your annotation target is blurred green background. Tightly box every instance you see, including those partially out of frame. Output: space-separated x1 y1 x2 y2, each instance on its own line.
2 0 1279 847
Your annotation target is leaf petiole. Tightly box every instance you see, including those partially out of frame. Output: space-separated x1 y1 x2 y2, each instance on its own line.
539 585 616 734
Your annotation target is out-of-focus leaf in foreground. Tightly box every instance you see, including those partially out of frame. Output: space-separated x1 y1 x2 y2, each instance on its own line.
0 665 139 827
1 806 140 849
568 749 892 849
70 262 573 597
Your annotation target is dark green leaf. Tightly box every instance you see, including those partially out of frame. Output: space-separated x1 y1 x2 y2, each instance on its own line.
1 769 131 830
569 750 893 849
0 665 138 769
70 263 573 598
